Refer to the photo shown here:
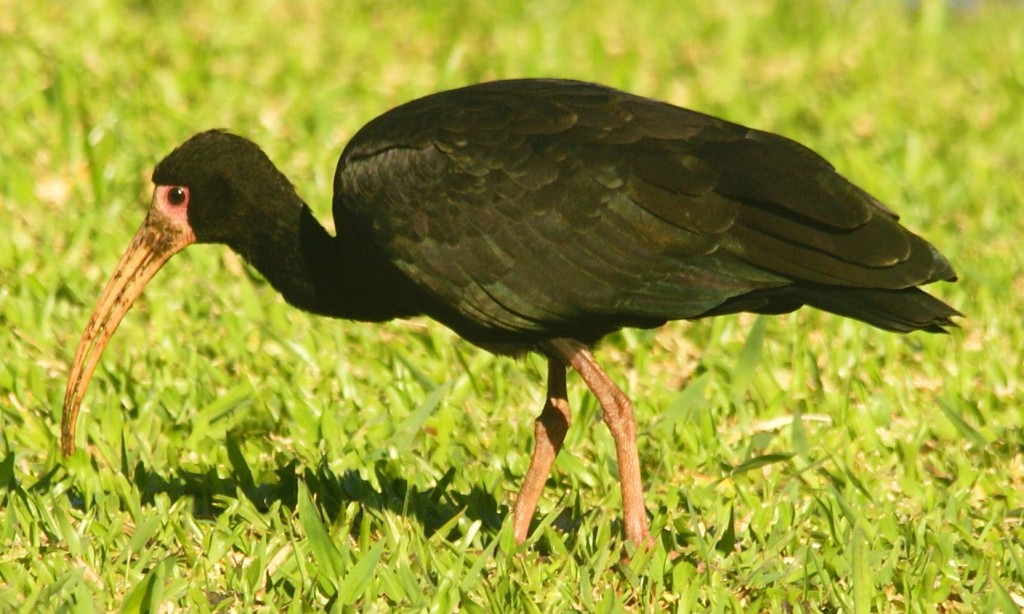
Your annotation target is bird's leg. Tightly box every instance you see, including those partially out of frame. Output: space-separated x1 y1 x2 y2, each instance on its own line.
512 358 570 544
544 339 652 546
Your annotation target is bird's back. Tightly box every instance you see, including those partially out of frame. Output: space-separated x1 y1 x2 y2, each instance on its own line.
332 79 958 349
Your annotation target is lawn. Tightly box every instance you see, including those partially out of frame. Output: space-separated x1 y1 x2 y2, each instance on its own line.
2 0 1023 611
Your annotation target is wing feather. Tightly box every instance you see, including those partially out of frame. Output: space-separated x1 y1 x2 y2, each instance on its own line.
332 79 956 343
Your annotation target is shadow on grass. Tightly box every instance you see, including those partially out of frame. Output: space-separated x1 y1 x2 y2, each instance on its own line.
115 434 506 542
5 448 704 564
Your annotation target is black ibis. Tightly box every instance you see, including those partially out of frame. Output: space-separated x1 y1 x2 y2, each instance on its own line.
62 79 959 546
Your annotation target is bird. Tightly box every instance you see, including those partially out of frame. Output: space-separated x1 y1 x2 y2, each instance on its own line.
61 78 959 546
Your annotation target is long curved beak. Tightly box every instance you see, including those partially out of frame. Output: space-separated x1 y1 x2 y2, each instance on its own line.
61 203 196 456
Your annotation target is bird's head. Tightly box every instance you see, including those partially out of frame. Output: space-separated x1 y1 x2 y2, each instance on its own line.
151 130 297 246
60 130 291 456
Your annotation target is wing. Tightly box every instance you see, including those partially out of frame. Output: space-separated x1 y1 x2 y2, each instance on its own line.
333 79 956 344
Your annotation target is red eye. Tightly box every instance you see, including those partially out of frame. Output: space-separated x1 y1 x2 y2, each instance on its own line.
167 186 188 206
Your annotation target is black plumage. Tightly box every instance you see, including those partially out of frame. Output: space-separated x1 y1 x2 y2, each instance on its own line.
63 79 959 545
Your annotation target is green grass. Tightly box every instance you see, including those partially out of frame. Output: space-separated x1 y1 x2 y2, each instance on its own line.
2 0 1023 610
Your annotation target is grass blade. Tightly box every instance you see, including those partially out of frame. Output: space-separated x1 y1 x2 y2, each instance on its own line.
851 526 872 614
337 540 384 606
297 482 344 594
730 315 766 402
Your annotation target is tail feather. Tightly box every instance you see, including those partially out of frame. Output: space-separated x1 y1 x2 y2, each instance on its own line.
795 286 961 333
704 284 961 333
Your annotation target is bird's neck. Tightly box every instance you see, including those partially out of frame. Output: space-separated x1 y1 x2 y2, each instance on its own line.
239 203 424 322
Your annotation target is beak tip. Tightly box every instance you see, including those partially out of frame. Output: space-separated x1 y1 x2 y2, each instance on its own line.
60 400 79 457
60 437 76 457
60 429 76 458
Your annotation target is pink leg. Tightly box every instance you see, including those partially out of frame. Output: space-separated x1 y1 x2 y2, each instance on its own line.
544 338 652 546
512 359 571 544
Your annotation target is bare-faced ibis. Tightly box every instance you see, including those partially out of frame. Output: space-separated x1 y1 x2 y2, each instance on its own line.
62 79 959 546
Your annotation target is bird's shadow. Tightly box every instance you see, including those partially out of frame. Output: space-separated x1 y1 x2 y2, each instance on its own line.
9 445 704 563
106 435 506 542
